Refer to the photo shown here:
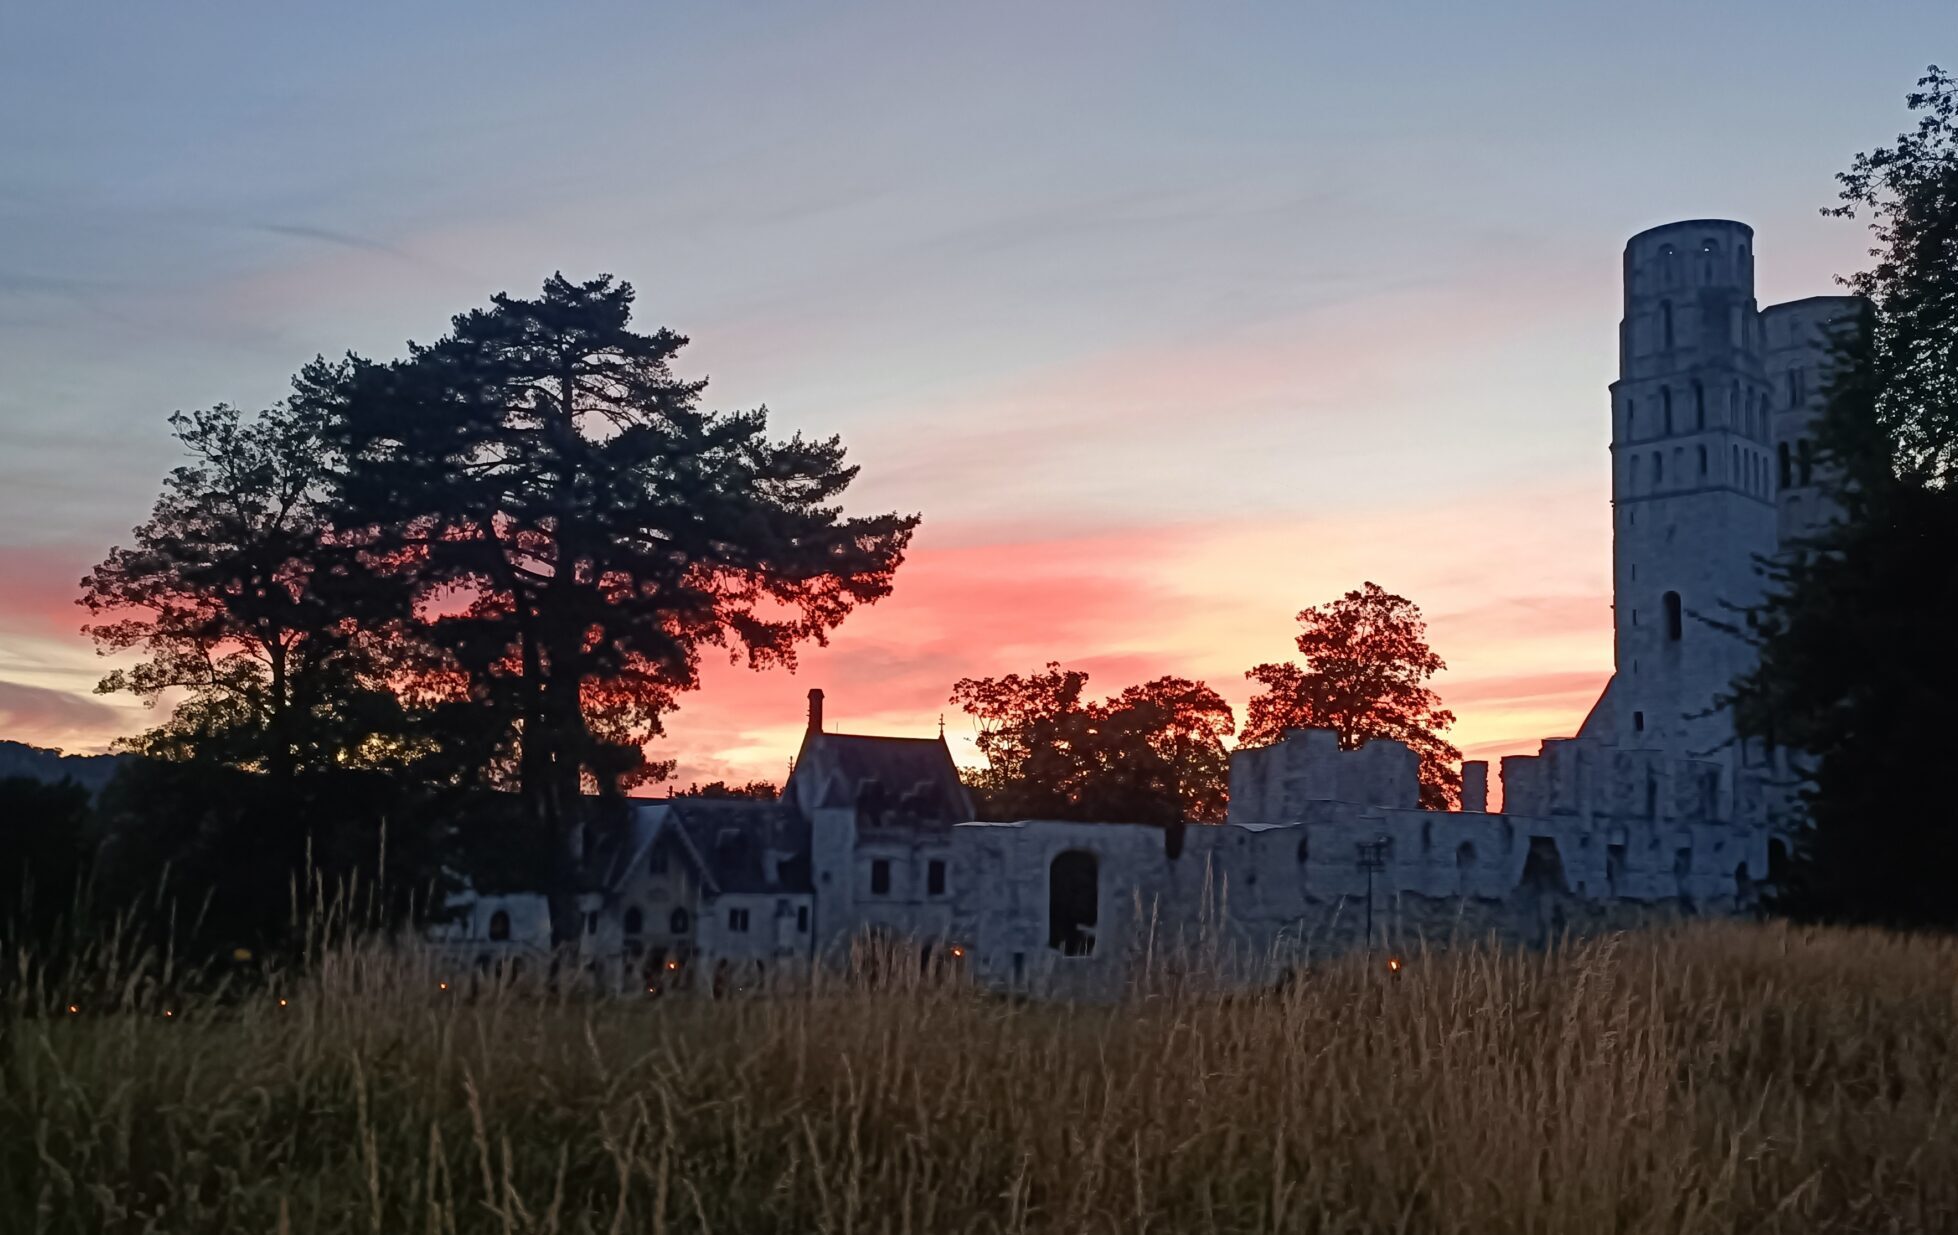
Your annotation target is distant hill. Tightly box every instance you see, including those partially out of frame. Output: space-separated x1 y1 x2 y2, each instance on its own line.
0 740 129 797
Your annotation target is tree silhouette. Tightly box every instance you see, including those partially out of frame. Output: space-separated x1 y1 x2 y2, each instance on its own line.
675 779 779 800
1241 582 1461 809
1731 67 1958 928
334 274 917 941
79 379 415 780
951 664 1233 824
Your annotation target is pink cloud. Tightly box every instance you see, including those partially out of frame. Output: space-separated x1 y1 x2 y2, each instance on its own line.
0 679 122 752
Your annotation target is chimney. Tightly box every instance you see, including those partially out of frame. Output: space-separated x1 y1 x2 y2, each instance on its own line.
807 688 825 735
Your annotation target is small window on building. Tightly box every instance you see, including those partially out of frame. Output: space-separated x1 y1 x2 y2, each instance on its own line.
1799 438 1814 485
1778 442 1792 489
870 859 891 896
488 909 511 942
669 907 690 934
927 859 947 896
797 905 810 933
622 907 643 936
584 912 598 936
1633 711 1645 732
1664 591 1682 642
728 907 749 933
649 846 668 875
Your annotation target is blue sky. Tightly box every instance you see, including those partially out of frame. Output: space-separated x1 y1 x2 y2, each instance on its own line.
0 2 1946 777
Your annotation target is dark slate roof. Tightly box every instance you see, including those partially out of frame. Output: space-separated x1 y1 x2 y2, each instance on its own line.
595 797 812 896
670 797 811 894
789 732 973 822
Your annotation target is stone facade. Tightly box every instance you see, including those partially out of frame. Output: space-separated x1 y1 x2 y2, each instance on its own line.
432 219 1843 994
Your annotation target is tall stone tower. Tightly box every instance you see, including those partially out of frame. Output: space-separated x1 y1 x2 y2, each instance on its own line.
1762 295 1863 544
1608 220 1778 802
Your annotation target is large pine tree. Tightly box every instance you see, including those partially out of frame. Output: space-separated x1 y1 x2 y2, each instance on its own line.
334 274 917 940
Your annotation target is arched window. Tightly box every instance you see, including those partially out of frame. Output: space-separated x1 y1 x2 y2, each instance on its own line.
1698 444 1708 476
1661 387 1673 433
1630 455 1642 489
1732 444 1741 481
669 907 690 935
1623 398 1635 437
1653 451 1664 484
622 906 643 936
1048 850 1099 956
1692 381 1705 429
1799 438 1814 485
1663 591 1683 642
1660 301 1674 349
488 910 511 942
1778 442 1792 488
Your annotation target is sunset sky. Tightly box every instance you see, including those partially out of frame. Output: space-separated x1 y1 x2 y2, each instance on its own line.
1 3 1945 792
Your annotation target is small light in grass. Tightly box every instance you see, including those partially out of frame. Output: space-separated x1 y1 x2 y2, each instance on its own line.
232 947 253 962
438 981 449 992
163 1009 174 1018
278 998 288 1008
1387 957 1402 973
665 960 679 971
950 946 965 959
67 1004 79 1015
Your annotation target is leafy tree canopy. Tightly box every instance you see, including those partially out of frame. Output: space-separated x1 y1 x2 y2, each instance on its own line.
951 664 1233 824
1733 67 1958 928
1242 582 1461 810
79 382 419 780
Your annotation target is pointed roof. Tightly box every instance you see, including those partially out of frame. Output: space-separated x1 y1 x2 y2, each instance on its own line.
787 730 974 823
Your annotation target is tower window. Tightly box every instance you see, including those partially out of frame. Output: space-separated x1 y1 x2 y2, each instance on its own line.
1661 301 1674 350
1778 442 1792 489
1653 451 1664 483
1692 381 1705 429
1624 398 1635 437
1633 711 1645 732
1661 386 1673 433
1732 444 1741 481
1799 438 1814 485
1698 445 1708 476
1664 591 1683 642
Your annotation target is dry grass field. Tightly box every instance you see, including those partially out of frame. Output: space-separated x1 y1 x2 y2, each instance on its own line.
4 920 1956 1234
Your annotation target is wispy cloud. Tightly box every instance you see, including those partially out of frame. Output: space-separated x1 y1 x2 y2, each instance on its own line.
0 679 121 751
